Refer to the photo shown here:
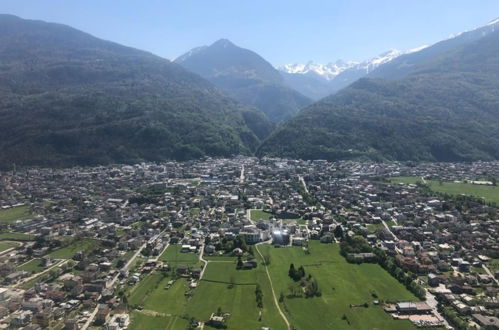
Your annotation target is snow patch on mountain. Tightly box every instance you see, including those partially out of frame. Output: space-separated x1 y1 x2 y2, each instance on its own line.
487 17 499 26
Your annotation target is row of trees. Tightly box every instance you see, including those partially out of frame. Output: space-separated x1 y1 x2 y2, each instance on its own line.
373 248 426 300
255 284 263 308
439 305 468 330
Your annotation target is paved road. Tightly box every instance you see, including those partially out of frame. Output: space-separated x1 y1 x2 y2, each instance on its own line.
298 175 309 194
82 238 150 330
198 244 208 280
425 290 450 328
240 165 245 183
14 259 67 288
482 264 499 285
381 219 398 242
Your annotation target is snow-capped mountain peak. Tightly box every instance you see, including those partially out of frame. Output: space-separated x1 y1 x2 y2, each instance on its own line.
280 45 428 79
279 60 358 80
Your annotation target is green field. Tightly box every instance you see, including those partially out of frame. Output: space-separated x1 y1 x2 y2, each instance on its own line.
203 255 237 261
390 177 499 204
189 208 201 217
250 209 273 221
18 258 45 273
128 261 286 330
128 242 417 330
258 242 416 330
0 205 32 224
129 311 188 330
158 245 200 268
0 232 35 241
0 241 18 252
48 238 100 259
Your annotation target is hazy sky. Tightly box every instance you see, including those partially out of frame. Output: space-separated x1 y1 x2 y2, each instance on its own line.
2 1 498 65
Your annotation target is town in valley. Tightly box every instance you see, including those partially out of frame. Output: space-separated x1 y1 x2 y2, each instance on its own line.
0 158 497 329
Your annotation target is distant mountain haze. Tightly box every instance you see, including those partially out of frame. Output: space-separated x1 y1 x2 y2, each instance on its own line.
0 15 271 168
175 39 312 123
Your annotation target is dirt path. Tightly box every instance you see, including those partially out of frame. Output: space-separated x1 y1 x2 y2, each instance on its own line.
255 242 291 330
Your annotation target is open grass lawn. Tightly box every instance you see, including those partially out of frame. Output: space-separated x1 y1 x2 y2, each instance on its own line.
366 223 385 233
390 177 424 185
259 242 416 330
128 261 286 330
250 209 273 221
488 258 499 272
0 241 18 252
0 205 32 224
18 258 45 273
185 262 286 330
189 208 201 217
128 273 165 307
131 243 415 330
48 238 100 259
0 232 35 241
203 255 237 262
158 245 199 268
128 311 188 330
390 177 499 204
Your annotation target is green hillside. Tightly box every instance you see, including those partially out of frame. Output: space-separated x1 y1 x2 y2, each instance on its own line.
258 27 499 162
0 15 266 169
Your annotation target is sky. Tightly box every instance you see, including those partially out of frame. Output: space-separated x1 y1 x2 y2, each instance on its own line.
1 1 499 66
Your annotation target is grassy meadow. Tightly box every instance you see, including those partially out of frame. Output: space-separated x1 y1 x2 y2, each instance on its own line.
0 205 32 224
390 176 499 204
258 242 416 330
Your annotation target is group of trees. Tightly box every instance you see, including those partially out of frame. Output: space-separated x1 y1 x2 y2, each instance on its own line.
339 235 374 263
288 263 305 281
288 264 321 298
214 235 253 255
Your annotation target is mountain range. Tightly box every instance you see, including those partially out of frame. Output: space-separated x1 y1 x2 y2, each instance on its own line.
258 19 499 162
1 14 499 168
278 47 427 100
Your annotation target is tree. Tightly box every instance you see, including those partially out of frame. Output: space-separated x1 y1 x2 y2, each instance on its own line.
297 266 305 280
262 254 271 265
334 225 344 239
236 256 243 269
255 284 263 308
288 264 296 279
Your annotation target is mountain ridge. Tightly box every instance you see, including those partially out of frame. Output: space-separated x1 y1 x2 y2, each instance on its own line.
175 39 312 123
0 14 270 169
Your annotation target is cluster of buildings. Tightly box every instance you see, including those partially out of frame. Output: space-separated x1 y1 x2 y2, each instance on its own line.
0 158 497 328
